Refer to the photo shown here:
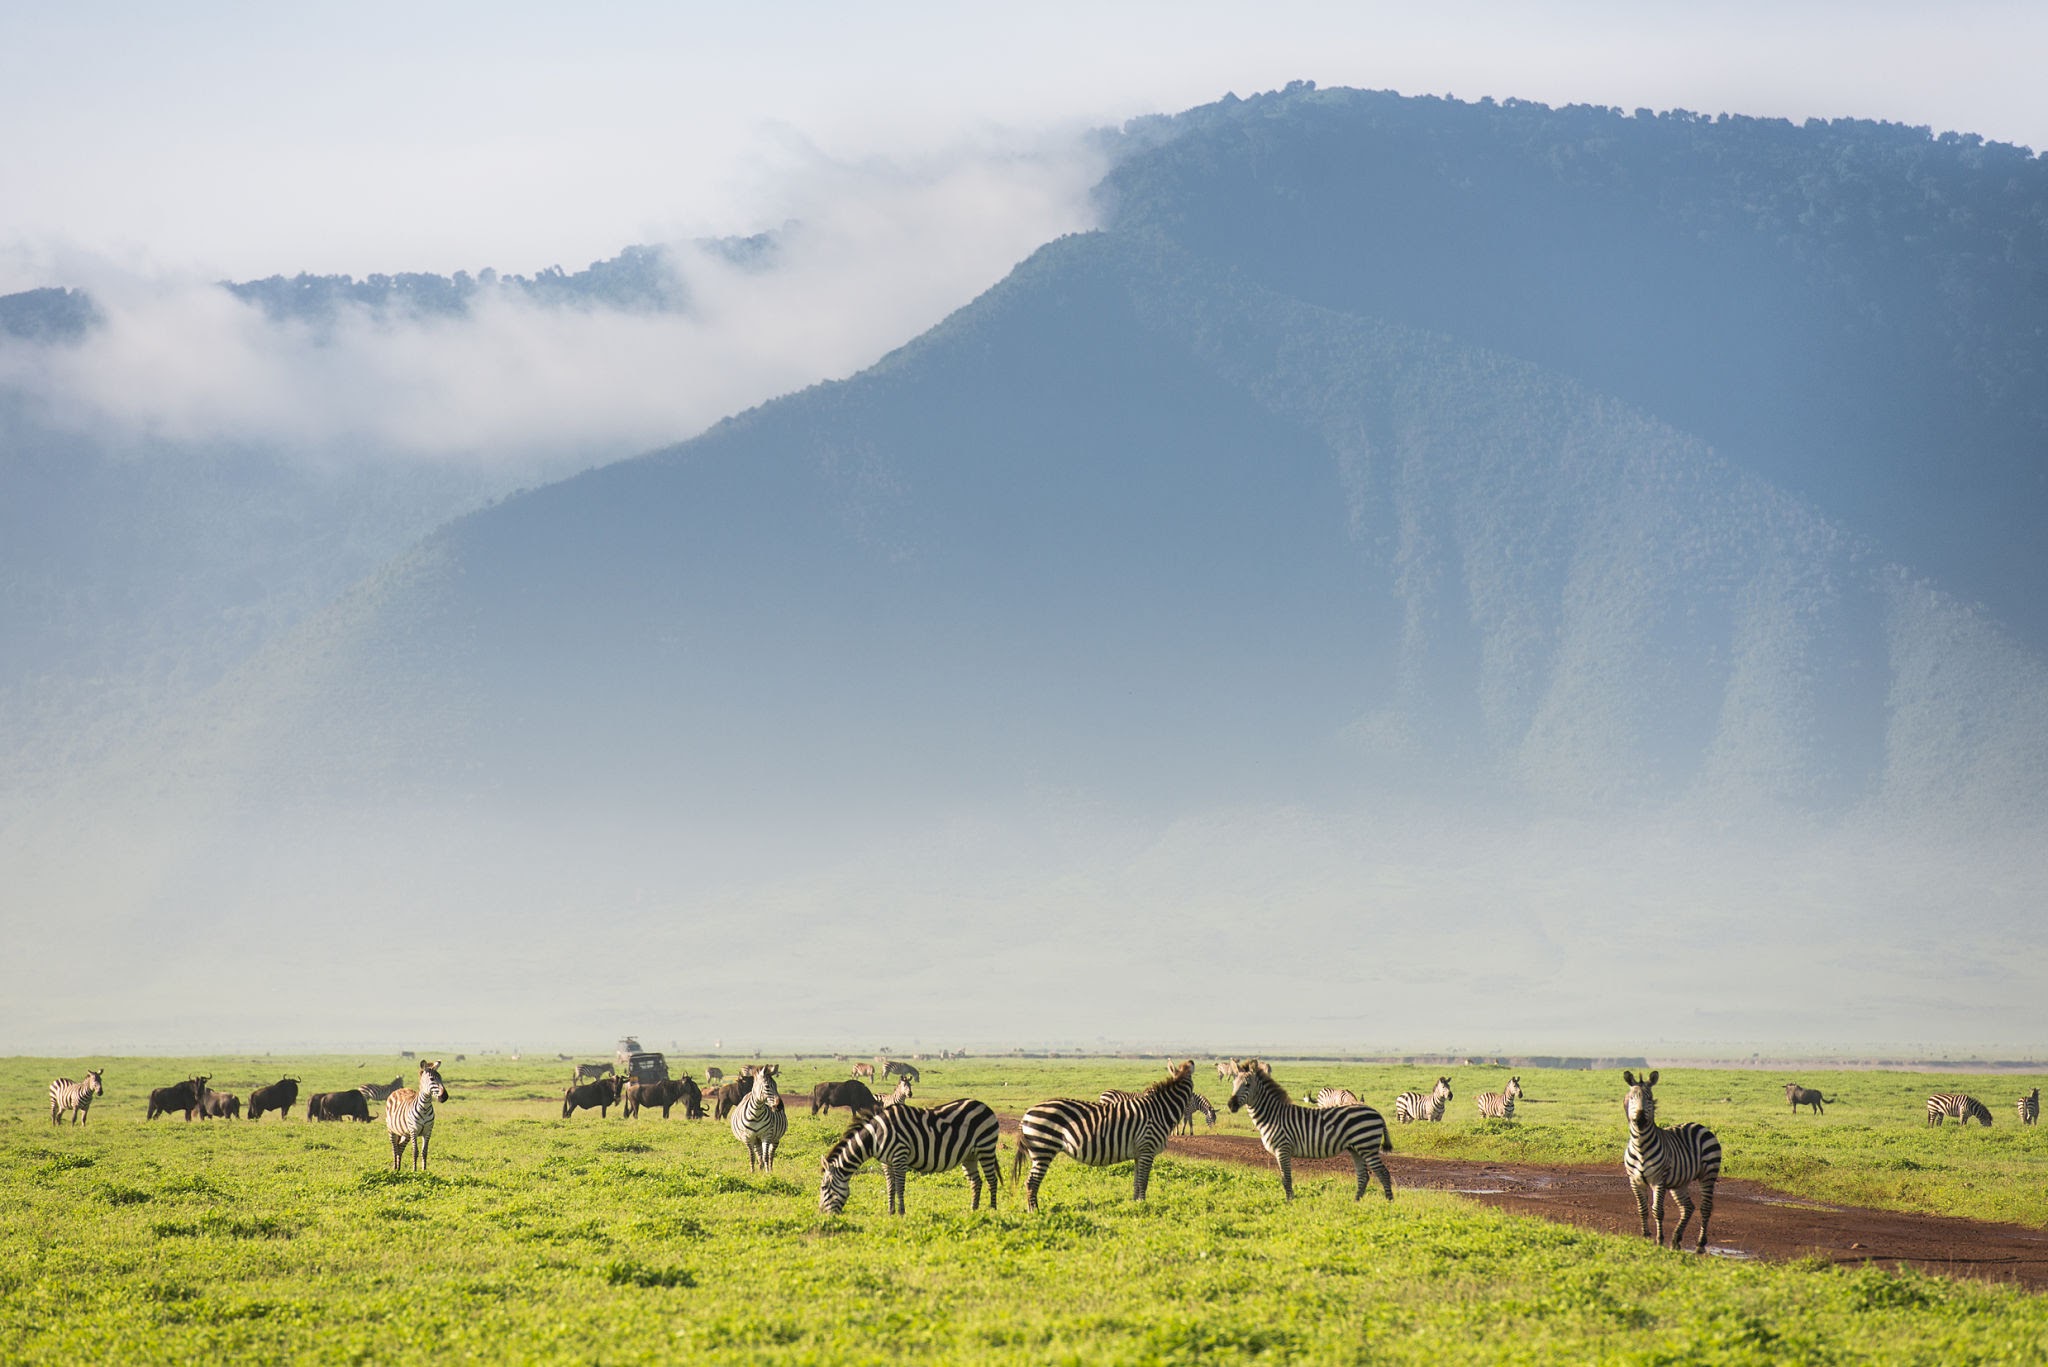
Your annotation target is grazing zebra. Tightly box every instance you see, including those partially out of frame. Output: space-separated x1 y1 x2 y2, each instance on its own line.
573 1062 614 1083
1012 1060 1195 1211
2018 1088 2039 1127
881 1077 914 1108
817 1099 1001 1215
849 1062 875 1082
1307 1087 1358 1108
358 1075 406 1104
1926 1093 1993 1127
882 1060 921 1083
1621 1070 1721 1252
1181 1093 1218 1135
49 1070 105 1125
730 1064 789 1173
385 1060 449 1174
1395 1077 1453 1124
1227 1059 1393 1201
1476 1077 1523 1120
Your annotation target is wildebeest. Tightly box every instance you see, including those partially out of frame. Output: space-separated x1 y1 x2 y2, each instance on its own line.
624 1077 701 1120
811 1079 879 1121
1784 1083 1836 1114
147 1076 209 1121
247 1077 300 1120
705 1065 725 1083
198 1090 242 1119
573 1062 615 1083
563 1075 626 1119
882 1061 921 1084
307 1089 372 1121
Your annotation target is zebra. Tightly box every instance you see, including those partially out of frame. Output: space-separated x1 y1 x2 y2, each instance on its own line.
1306 1087 1358 1108
881 1077 914 1108
1476 1077 1523 1120
1181 1093 1218 1135
730 1063 789 1173
358 1075 406 1104
1395 1077 1453 1124
385 1060 449 1173
2017 1088 2039 1126
49 1070 105 1125
1621 1070 1721 1252
1926 1093 1993 1127
1215 1060 1234 1081
1012 1060 1195 1211
1227 1059 1393 1202
817 1099 1001 1215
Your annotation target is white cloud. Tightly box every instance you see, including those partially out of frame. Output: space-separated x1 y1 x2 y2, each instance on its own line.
0 134 1103 469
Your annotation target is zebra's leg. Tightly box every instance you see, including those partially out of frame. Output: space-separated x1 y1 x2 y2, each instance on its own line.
1370 1151 1394 1202
1132 1147 1155 1201
1694 1177 1717 1253
964 1160 981 1210
390 1132 405 1174
1025 1155 1052 1212
983 1153 1001 1211
1350 1150 1369 1201
1278 1149 1295 1199
1629 1175 1653 1237
1652 1185 1671 1246
1669 1183 1696 1250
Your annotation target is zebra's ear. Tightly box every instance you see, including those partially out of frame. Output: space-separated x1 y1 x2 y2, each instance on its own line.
1647 1070 1659 1086
1623 1070 1638 1086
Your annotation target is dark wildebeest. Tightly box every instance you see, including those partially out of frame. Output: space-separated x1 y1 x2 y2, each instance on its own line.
714 1073 765 1121
198 1090 242 1119
307 1089 372 1121
562 1075 626 1120
705 1066 725 1083
1784 1083 1837 1115
146 1076 209 1121
573 1062 614 1084
247 1077 300 1120
623 1077 701 1120
811 1079 878 1121
882 1061 921 1084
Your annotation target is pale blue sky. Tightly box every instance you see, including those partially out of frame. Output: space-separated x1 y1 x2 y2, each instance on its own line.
3 1 2043 286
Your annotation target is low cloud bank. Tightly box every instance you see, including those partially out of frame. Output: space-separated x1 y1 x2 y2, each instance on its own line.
0 135 1102 468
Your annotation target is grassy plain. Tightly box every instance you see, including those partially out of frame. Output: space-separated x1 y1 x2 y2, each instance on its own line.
3 1053 2045 1364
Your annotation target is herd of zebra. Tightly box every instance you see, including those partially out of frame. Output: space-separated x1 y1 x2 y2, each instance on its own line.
40 1062 2044 1251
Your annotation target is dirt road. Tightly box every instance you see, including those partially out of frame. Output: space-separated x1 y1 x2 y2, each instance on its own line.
1000 1118 2048 1290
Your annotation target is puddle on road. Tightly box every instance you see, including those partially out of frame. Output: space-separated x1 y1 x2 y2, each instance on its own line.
1706 1246 1757 1260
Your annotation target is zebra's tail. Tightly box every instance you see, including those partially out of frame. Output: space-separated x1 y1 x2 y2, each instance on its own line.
1381 1131 1394 1153
1009 1135 1028 1186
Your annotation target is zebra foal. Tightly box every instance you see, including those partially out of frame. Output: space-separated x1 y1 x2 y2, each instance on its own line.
49 1070 105 1125
1394 1076 1453 1124
385 1060 449 1173
818 1099 1001 1215
1475 1077 1522 1120
2018 1088 2039 1127
1228 1059 1393 1202
1926 1093 1993 1127
731 1064 789 1173
1621 1070 1720 1253
1013 1060 1195 1211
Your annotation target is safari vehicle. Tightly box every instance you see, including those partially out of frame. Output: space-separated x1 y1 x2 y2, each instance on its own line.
614 1037 669 1083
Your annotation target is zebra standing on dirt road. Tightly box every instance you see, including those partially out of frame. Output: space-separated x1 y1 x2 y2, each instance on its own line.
1227 1059 1393 1202
385 1060 449 1173
1926 1093 1993 1127
1476 1077 1523 1120
731 1064 789 1173
49 1070 104 1124
1013 1061 1196 1211
1621 1070 1721 1252
1395 1077 1453 1124
2019 1088 2040 1126
817 1098 1001 1215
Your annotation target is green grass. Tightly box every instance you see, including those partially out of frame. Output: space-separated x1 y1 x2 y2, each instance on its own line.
4 1054 2046 1364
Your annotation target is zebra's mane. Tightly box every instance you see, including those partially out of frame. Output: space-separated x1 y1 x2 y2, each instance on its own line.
1139 1060 1195 1099
823 1117 873 1168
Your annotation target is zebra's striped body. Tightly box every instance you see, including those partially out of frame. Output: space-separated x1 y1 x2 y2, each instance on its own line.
1013 1060 1195 1211
385 1060 449 1173
881 1078 914 1109
1622 1070 1721 1252
1308 1087 1358 1108
1228 1059 1394 1202
1180 1093 1218 1135
1395 1077 1453 1124
2019 1088 2040 1127
49 1070 105 1125
1926 1093 1993 1127
817 1099 1000 1215
731 1064 789 1172
1476 1076 1523 1120
358 1075 406 1104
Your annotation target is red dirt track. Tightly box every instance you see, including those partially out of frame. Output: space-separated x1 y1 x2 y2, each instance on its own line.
998 1118 2048 1290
